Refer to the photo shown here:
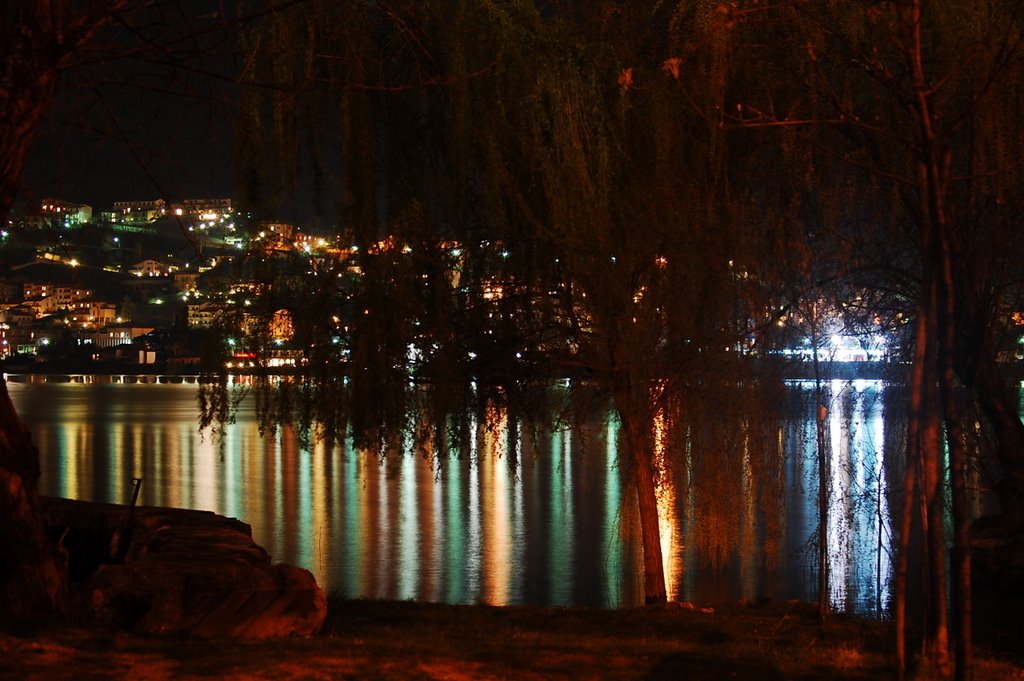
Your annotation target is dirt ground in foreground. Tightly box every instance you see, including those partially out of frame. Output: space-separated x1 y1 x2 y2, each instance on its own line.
2 600 1022 680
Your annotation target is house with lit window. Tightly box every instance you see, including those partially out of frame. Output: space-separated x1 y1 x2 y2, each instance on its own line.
129 259 177 277
0 326 57 356
83 325 155 349
21 284 93 316
50 286 93 308
23 282 52 299
187 301 229 328
0 305 37 325
180 197 232 221
39 198 93 227
112 199 167 224
65 301 118 328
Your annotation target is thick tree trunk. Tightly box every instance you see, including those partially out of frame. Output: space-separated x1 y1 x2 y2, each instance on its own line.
896 295 931 679
903 5 953 668
615 396 666 605
633 440 667 605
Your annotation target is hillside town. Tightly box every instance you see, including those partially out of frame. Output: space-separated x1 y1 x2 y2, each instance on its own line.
4 195 1009 379
0 196 315 373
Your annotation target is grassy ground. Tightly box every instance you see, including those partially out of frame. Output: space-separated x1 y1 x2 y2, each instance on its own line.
2 598 1021 680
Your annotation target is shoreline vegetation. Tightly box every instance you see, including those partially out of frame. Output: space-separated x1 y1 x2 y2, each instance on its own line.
3 597 1022 680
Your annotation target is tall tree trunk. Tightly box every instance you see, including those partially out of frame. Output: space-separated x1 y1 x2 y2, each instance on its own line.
896 292 935 678
936 202 973 681
615 394 667 605
902 2 953 671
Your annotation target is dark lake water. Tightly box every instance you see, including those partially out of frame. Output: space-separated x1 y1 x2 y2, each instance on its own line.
9 374 908 614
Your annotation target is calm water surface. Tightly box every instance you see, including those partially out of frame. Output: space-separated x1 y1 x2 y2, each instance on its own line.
9 375 900 614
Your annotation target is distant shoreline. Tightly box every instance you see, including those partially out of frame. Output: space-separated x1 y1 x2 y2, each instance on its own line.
4 372 200 384
3 358 1020 385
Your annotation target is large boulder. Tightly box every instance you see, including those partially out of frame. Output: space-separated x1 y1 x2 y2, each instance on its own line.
40 497 326 638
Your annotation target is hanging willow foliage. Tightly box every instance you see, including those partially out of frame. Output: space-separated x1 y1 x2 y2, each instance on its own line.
202 0 799 599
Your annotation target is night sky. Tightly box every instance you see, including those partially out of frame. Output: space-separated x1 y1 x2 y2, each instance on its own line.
20 5 239 214
24 95 236 213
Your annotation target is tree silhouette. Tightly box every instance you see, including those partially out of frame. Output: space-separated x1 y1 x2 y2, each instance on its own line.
209 0 791 605
681 1 1024 676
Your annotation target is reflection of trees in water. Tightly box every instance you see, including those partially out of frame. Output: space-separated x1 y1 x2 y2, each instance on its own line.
814 379 1004 621
16 378 944 612
827 382 891 618
785 380 903 618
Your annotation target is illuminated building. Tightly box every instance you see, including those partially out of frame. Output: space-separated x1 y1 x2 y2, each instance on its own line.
180 198 232 221
39 198 93 227
129 259 178 277
82 325 156 349
187 301 229 328
111 199 168 224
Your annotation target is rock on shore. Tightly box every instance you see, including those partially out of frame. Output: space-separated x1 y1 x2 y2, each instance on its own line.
39 496 326 638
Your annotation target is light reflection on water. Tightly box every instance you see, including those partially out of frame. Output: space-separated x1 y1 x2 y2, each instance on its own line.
10 375 897 614
819 379 893 616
